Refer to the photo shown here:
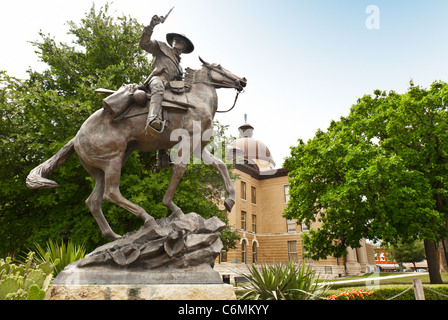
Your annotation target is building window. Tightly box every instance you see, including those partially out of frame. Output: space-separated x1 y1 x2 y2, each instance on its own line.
288 241 298 262
252 214 257 233
251 186 256 204
374 252 379 262
220 250 227 263
241 211 246 230
284 185 290 203
241 240 247 264
252 242 258 264
302 243 314 263
241 181 246 200
301 221 309 232
286 219 297 233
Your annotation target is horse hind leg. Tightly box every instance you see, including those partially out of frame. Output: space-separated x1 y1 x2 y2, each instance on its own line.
81 160 121 240
162 162 187 219
103 158 157 228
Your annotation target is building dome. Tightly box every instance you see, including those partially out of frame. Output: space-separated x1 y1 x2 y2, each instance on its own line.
227 119 276 172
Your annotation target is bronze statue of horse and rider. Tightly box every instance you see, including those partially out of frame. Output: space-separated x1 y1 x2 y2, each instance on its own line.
26 12 247 241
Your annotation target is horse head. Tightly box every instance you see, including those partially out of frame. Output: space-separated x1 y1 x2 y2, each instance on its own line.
199 57 247 92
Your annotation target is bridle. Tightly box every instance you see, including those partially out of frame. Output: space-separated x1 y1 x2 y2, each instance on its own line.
195 63 244 90
194 63 245 113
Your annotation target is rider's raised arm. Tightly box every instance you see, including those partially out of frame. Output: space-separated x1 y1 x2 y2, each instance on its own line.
139 15 163 54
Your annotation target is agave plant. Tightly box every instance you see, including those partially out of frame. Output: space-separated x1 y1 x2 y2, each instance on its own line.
33 239 86 275
238 261 331 300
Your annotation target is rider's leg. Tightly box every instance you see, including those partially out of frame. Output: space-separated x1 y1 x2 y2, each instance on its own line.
146 78 165 134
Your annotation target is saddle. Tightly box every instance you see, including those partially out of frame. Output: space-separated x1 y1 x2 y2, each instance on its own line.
99 82 195 121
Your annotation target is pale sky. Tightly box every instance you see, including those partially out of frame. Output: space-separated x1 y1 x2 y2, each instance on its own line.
2 0 448 166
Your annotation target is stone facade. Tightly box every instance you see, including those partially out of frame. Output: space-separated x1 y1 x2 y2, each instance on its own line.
217 121 376 278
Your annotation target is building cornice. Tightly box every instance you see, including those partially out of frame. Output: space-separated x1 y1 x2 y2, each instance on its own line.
234 164 290 180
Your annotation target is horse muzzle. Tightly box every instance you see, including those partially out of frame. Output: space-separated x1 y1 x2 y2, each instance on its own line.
237 77 247 92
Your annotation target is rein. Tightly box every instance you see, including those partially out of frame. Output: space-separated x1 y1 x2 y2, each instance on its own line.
193 64 244 113
216 91 240 113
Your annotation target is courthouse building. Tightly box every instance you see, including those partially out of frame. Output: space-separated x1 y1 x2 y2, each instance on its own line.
216 120 375 278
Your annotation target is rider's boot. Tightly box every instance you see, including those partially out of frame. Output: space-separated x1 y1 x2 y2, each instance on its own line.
145 94 164 134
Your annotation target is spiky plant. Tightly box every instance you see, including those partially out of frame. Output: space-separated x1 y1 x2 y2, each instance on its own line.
238 261 331 300
33 239 86 275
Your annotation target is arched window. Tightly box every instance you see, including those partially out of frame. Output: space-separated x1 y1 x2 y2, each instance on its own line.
252 242 258 264
241 240 247 264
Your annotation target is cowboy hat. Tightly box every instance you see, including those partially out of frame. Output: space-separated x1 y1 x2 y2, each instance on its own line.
166 33 194 54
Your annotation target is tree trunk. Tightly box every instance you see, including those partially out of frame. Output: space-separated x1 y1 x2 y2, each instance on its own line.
439 239 448 273
440 218 448 273
424 240 443 284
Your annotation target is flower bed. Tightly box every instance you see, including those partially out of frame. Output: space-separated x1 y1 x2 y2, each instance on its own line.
326 285 448 300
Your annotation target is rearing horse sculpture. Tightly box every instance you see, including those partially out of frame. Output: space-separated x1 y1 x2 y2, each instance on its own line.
26 57 247 240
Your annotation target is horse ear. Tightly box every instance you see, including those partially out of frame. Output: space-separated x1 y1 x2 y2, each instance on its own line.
199 56 210 66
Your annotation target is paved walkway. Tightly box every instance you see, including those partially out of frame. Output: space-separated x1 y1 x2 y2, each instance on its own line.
215 263 429 286
323 272 429 285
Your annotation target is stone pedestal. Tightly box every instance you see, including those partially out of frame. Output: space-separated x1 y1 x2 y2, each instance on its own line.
52 264 224 285
45 212 236 300
45 284 236 300
46 262 235 300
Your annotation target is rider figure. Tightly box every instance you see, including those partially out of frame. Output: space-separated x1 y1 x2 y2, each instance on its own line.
139 14 194 134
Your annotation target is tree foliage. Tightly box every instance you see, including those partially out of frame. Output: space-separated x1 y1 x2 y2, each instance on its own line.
284 81 448 283
0 4 236 256
385 240 426 270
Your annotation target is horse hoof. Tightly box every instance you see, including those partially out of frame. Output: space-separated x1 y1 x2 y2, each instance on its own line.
224 198 235 212
174 208 184 218
144 217 157 228
168 208 184 220
103 231 121 241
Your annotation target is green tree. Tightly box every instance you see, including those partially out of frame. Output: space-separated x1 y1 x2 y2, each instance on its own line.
0 4 237 256
386 240 426 271
284 81 448 284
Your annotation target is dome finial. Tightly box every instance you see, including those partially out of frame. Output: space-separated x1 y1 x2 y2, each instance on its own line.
238 116 254 138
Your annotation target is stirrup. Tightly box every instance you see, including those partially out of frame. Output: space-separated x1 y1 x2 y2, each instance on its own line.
146 118 166 134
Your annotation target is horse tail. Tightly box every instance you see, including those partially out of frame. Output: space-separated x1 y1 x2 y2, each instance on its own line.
26 138 76 189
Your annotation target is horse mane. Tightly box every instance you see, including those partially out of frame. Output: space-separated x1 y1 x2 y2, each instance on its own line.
184 67 195 92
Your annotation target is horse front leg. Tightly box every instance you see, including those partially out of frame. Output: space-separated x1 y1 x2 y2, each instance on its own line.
202 148 235 212
162 162 187 219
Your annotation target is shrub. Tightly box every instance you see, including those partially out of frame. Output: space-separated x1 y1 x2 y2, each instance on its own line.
0 252 58 300
238 262 330 300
